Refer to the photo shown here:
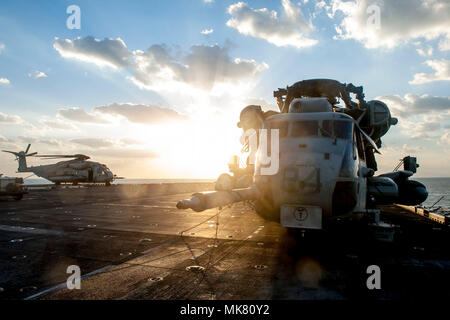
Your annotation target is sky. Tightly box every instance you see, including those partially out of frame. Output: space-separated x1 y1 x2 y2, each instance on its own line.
0 0 449 179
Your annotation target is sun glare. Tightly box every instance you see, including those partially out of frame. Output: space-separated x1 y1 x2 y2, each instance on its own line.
161 118 242 178
131 106 243 179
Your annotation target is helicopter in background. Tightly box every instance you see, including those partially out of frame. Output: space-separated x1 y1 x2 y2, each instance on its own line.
2 144 116 186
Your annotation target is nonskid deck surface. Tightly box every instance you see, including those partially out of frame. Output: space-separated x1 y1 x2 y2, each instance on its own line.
0 184 449 300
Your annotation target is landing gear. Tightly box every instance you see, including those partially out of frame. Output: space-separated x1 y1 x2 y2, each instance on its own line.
105 181 111 186
13 194 23 201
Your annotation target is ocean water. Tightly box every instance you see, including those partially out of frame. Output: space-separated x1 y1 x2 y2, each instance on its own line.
415 178 450 210
113 178 215 184
23 178 215 185
23 177 449 209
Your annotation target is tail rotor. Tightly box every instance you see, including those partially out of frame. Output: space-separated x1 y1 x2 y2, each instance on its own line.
2 144 37 157
2 144 37 171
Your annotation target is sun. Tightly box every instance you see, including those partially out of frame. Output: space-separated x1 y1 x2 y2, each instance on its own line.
130 111 242 179
161 117 243 178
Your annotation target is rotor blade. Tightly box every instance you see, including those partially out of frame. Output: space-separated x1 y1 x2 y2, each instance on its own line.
354 122 381 154
25 144 31 154
35 154 90 160
35 155 77 158
26 152 37 157
2 150 19 156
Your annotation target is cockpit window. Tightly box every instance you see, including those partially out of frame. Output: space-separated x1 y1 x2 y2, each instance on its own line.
268 121 288 137
322 120 353 140
291 121 318 137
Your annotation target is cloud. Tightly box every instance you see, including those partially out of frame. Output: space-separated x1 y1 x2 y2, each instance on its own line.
409 59 450 84
438 131 450 146
58 107 109 124
94 103 187 124
0 112 22 123
28 70 48 79
411 122 441 140
377 93 450 119
378 93 450 144
0 78 10 84
58 103 185 125
53 36 131 69
244 97 278 111
201 28 214 35
40 119 77 130
416 47 433 57
119 138 144 146
401 144 423 154
131 43 268 91
94 149 158 158
54 37 268 92
16 136 62 147
70 138 115 148
226 0 317 48
417 122 441 132
329 0 450 49
392 116 443 141
38 139 62 147
16 136 39 144
439 35 450 51
69 138 158 158
0 43 4 53
6 136 155 159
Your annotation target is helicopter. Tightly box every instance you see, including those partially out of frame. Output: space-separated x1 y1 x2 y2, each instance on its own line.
177 79 428 230
2 144 116 186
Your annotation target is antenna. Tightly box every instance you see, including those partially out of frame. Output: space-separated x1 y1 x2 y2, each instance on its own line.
393 158 403 172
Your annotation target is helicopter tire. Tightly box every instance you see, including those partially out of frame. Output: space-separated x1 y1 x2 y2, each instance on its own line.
254 200 279 222
13 194 23 201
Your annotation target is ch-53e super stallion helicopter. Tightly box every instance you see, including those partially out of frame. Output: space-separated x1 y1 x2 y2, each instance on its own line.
177 79 428 231
3 144 116 186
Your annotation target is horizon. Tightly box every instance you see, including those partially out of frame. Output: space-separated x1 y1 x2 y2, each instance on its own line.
14 176 450 182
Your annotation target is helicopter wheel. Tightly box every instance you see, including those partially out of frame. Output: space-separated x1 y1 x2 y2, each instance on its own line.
13 194 23 201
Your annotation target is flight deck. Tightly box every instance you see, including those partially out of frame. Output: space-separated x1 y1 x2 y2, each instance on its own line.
0 183 449 300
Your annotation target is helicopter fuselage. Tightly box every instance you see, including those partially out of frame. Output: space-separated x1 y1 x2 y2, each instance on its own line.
252 111 368 229
19 159 114 184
